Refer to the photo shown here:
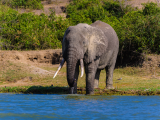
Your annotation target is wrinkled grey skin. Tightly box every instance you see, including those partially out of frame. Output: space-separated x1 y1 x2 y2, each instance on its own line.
62 20 119 95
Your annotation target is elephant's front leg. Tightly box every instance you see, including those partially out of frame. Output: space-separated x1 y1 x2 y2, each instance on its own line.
85 61 99 95
94 69 101 88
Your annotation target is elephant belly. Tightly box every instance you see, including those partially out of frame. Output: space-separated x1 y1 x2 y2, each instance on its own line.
98 50 113 69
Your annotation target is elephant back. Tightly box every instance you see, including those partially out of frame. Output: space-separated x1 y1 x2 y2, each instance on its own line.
91 20 119 51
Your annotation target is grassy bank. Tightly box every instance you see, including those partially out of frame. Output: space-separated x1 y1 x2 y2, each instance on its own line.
1 59 160 95
1 86 160 95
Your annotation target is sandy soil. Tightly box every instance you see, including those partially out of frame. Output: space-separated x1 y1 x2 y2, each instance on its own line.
0 49 63 87
125 0 160 8
17 0 70 17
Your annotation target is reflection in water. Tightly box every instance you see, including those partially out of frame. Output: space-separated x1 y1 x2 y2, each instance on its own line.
64 94 116 100
0 93 160 119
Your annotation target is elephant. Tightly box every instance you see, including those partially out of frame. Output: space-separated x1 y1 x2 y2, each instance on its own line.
53 20 119 95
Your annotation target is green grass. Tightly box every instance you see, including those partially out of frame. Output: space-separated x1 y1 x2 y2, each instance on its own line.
0 86 28 93
1 60 160 95
0 61 38 83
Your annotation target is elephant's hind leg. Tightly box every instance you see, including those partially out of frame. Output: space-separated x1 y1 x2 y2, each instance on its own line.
105 66 114 89
105 50 117 89
94 69 101 88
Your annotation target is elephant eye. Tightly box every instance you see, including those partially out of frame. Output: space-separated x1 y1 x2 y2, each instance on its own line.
83 41 87 47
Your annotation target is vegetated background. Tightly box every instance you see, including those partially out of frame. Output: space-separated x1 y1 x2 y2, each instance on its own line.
1 0 160 66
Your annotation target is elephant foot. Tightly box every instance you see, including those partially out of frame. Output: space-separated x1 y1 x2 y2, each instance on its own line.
106 85 114 89
69 87 77 94
94 80 99 88
86 89 94 95
86 91 94 95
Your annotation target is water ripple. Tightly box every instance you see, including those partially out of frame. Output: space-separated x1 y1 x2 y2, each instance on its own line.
0 94 159 119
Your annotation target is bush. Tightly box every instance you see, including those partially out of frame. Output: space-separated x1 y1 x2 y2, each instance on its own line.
103 0 125 18
142 2 160 15
0 0 43 9
0 7 70 50
66 0 108 25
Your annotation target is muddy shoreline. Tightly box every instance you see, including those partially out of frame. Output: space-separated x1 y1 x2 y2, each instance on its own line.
0 86 160 96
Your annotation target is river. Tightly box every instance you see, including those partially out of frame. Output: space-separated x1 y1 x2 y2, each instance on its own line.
0 93 160 119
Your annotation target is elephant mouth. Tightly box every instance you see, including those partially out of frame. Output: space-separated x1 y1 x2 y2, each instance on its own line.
53 58 84 79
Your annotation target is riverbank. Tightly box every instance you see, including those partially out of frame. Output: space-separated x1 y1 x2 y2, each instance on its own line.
1 86 160 95
1 49 160 95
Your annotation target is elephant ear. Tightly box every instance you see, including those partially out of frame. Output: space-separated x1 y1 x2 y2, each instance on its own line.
84 27 108 63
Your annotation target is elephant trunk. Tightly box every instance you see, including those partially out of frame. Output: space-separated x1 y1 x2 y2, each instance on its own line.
67 55 77 86
67 54 78 94
53 46 84 94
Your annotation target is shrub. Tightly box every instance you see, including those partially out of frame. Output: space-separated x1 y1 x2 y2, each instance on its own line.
66 0 107 24
103 0 125 18
0 7 70 50
1 0 43 9
142 2 160 15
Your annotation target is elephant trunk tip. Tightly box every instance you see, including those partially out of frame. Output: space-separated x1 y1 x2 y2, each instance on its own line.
69 87 75 94
68 79 77 94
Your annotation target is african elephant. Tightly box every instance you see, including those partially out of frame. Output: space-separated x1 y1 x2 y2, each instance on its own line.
53 20 119 95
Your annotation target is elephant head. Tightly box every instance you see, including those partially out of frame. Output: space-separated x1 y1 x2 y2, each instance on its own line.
53 23 108 94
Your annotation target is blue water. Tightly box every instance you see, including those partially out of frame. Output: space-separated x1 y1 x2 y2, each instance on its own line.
0 94 160 120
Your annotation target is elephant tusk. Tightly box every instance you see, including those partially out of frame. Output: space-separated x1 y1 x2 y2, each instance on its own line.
53 58 65 78
80 59 84 77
